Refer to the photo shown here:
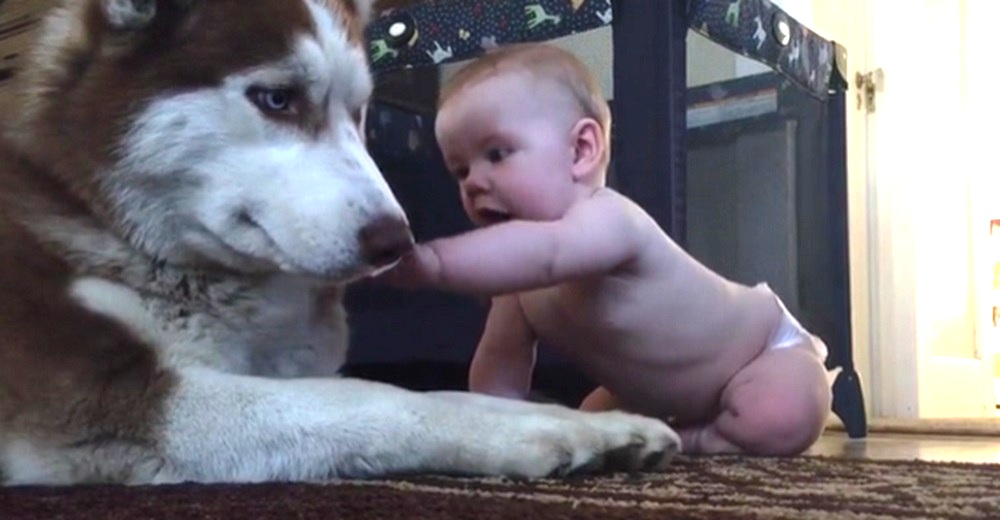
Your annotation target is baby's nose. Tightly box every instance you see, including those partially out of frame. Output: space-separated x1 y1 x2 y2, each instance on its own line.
462 171 490 195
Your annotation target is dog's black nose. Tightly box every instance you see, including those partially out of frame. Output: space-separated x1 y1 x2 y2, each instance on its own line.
358 214 414 268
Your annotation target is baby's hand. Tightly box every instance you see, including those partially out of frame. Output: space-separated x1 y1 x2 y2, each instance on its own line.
371 251 421 289
373 244 441 289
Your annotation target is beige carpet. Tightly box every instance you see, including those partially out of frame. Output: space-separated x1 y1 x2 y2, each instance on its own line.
3 455 1000 519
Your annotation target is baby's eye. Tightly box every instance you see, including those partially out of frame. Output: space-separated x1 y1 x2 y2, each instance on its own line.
451 166 470 180
486 148 510 163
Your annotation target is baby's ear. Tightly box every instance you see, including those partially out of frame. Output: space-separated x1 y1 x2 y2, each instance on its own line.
570 118 605 182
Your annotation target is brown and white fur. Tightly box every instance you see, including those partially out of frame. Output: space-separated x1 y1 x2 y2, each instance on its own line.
0 0 679 485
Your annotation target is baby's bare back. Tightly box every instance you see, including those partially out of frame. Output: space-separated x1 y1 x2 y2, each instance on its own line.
518 194 781 423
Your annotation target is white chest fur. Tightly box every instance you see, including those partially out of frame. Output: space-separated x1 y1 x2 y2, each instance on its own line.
68 272 349 378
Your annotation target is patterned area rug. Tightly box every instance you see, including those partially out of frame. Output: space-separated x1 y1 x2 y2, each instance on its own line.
3 456 1000 519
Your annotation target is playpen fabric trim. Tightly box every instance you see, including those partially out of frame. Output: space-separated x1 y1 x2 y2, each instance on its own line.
688 0 836 99
366 0 838 100
366 0 614 74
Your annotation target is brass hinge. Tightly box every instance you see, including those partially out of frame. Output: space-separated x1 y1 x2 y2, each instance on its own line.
855 68 884 113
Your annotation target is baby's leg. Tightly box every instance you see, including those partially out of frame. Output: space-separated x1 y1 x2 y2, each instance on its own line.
678 341 831 456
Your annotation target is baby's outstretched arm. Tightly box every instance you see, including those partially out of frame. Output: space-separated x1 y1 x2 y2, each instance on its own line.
384 191 645 295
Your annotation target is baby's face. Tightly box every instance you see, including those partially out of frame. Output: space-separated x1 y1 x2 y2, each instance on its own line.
435 71 581 226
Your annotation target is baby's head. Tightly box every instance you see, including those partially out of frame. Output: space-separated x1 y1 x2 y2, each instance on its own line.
435 44 611 226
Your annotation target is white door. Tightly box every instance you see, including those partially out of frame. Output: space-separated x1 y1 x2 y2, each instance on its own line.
814 0 996 419
966 1 1000 417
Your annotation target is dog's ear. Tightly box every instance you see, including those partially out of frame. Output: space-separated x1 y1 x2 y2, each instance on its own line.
100 0 192 31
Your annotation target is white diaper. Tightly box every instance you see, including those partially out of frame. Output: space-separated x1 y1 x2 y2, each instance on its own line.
757 283 829 362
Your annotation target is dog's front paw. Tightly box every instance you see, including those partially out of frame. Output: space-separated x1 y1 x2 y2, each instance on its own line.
580 410 681 472
499 412 680 478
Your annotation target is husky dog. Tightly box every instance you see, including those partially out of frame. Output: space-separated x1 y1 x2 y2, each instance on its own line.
0 0 679 485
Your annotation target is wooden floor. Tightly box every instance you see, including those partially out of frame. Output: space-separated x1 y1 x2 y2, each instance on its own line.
807 431 1000 464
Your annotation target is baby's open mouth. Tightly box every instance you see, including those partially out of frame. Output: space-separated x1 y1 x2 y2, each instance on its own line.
476 208 512 226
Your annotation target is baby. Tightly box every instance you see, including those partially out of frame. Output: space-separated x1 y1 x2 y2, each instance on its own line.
382 43 832 455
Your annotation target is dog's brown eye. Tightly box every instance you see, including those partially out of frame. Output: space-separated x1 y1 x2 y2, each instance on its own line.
248 87 297 114
351 107 364 126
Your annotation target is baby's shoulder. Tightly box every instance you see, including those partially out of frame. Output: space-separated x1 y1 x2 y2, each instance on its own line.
573 188 642 219
573 188 659 239
585 189 680 266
